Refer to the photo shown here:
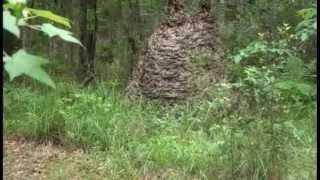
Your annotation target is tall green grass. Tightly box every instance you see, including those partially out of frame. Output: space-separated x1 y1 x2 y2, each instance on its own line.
4 81 315 179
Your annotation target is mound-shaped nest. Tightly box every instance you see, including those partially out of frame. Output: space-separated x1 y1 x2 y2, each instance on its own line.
127 6 225 101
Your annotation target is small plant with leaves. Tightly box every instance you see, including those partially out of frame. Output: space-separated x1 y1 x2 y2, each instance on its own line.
3 0 83 88
226 8 316 179
229 7 316 104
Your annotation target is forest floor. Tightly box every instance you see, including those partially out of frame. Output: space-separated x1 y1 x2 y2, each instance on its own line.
4 138 161 180
3 138 95 180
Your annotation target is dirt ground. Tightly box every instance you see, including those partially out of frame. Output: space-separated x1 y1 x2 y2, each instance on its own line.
4 138 71 180
3 138 196 180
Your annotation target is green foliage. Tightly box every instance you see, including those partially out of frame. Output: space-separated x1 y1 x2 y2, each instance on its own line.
4 50 55 88
231 41 269 64
140 131 225 171
7 0 27 4
4 0 26 18
3 1 316 179
223 8 316 178
296 7 316 41
3 10 20 37
26 8 71 28
40 23 83 46
4 82 315 179
3 1 82 88
229 7 316 103
274 80 314 98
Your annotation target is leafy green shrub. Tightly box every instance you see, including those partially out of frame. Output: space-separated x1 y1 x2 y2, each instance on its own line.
219 7 317 179
228 7 316 105
3 0 82 88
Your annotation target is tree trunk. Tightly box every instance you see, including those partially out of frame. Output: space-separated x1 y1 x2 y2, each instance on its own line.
47 0 61 61
125 0 143 86
78 0 97 86
78 0 87 81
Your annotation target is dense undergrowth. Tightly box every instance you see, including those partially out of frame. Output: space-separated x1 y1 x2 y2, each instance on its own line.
4 78 315 179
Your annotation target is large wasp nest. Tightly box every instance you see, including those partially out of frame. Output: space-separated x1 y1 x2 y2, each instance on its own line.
127 0 225 101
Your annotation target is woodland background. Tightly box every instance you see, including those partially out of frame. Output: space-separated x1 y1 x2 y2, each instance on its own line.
4 0 316 179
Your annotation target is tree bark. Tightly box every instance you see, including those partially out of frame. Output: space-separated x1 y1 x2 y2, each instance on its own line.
79 0 88 80
125 0 143 85
78 0 97 86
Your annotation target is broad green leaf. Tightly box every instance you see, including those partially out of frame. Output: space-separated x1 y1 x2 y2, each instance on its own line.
3 10 20 37
40 23 83 47
4 50 55 88
26 8 71 28
8 0 27 4
3 3 16 10
4 53 12 63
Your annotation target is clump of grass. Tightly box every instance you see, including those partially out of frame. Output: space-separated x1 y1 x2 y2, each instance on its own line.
4 81 315 179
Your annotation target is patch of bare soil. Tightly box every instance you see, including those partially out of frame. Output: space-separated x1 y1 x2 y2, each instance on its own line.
4 138 72 180
4 138 200 179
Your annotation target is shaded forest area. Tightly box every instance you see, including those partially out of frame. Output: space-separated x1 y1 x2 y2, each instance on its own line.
8 0 315 87
4 0 316 179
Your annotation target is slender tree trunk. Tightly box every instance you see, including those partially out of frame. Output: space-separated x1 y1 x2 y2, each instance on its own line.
47 0 60 61
86 0 97 81
79 0 87 80
125 0 143 85
78 0 97 86
21 0 34 51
